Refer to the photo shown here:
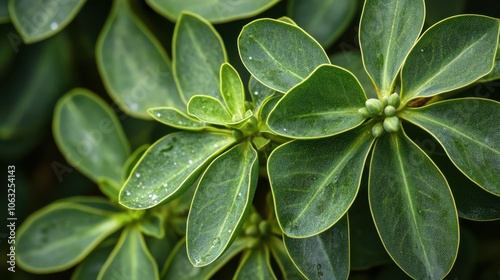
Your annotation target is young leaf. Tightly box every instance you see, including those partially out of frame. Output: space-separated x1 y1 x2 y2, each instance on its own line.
17 201 127 273
148 107 206 131
187 95 233 125
9 0 86 43
53 88 130 185
401 98 500 195
173 12 226 103
267 64 367 139
248 76 276 112
238 19 330 93
288 0 357 48
187 142 258 266
369 130 459 279
220 63 246 118
283 215 349 280
122 144 150 183
98 226 159 280
96 0 183 118
138 212 165 239
161 238 250 280
268 236 306 280
145 0 279 23
359 0 425 97
268 124 374 237
71 239 115 280
234 246 276 280
119 132 236 209
401 15 500 103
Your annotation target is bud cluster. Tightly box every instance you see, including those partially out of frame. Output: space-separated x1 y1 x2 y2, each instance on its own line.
358 93 402 137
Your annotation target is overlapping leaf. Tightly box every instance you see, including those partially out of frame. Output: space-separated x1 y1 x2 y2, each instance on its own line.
187 95 233 125
148 108 206 131
220 63 245 118
234 246 276 280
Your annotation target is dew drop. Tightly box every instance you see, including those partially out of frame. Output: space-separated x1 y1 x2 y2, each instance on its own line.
283 128 287 132
126 191 131 196
151 194 158 200
188 159 193 164
420 49 424 52
162 183 168 188
50 22 59 30
312 176 317 181
227 229 232 233
254 91 259 95
156 113 161 117
237 192 242 198
248 56 253 60
212 238 221 246
214 144 219 148
135 172 141 178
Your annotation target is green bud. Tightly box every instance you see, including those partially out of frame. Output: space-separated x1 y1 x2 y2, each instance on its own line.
383 116 400 133
365 99 383 116
388 93 400 108
258 221 271 236
371 122 384 138
245 225 259 237
250 212 261 224
384 105 397 117
382 96 389 107
358 107 372 118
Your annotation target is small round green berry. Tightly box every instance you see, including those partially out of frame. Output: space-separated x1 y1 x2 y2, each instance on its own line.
384 105 397 117
388 93 401 108
365 99 384 116
358 107 372 118
371 122 384 138
245 225 259 237
383 116 400 133
258 221 271 236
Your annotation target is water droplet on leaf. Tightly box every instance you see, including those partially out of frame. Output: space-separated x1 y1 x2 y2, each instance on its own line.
135 172 141 178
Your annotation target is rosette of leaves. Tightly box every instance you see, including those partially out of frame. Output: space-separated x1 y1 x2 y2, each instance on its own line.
239 0 500 278
16 89 182 280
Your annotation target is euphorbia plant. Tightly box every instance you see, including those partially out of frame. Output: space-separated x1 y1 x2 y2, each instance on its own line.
239 0 500 278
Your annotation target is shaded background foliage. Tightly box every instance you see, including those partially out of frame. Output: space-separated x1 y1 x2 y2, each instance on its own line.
1 0 499 279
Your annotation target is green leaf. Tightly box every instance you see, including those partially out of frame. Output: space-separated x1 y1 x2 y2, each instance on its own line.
267 64 366 139
119 131 236 209
98 226 159 280
145 230 178 271
173 12 226 103
187 95 233 125
359 0 425 96
480 44 500 82
97 178 121 203
369 129 459 279
60 196 123 214
139 212 165 239
161 237 250 280
234 245 276 280
401 15 500 103
288 0 357 48
122 144 150 183
238 19 329 93
0 0 8 22
149 107 206 131
187 142 258 266
71 239 115 280
9 0 86 43
220 63 245 118
248 76 276 112
330 51 378 99
268 236 306 280
17 202 127 273
401 98 500 195
268 124 374 237
96 0 183 119
283 215 349 280
53 88 130 185
257 96 281 133
145 0 279 23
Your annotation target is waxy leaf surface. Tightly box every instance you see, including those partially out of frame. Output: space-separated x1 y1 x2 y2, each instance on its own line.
239 19 329 93
234 246 276 280
221 63 245 118
187 95 233 125
119 132 236 209
149 107 206 131
187 142 258 266
284 215 349 280
268 236 306 280
97 0 183 118
268 64 366 139
360 0 424 96
268 124 374 237
401 98 500 195
369 130 459 279
174 12 226 103
401 15 500 102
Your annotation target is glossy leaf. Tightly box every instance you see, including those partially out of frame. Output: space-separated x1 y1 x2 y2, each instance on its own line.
360 0 424 96
139 212 165 239
71 240 115 280
401 15 500 103
17 201 127 273
401 98 500 195
369 130 459 279
248 76 276 112
187 95 233 125
149 107 206 131
146 0 279 23
53 89 130 185
98 226 159 280
268 64 367 139
162 238 250 280
268 124 374 237
187 142 258 266
173 12 226 103
96 0 183 118
122 144 149 183
288 0 357 48
238 19 329 93
234 246 276 280
480 45 500 82
268 236 306 280
284 215 349 280
9 0 86 43
220 63 245 118
119 131 236 209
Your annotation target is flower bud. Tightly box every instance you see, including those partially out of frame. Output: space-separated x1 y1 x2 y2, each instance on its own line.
383 116 400 133
365 99 383 116
371 122 384 138
384 105 397 117
358 107 371 118
388 93 400 108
